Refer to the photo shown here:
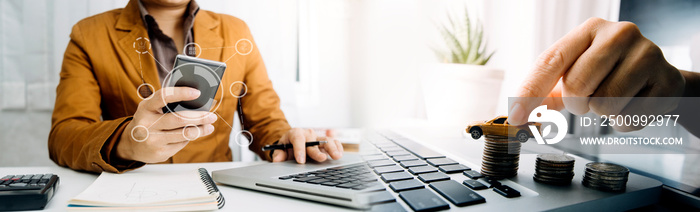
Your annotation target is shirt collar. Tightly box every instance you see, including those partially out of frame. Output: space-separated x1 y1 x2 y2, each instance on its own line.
137 0 200 29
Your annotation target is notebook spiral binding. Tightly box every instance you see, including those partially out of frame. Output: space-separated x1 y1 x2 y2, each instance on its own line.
198 168 225 209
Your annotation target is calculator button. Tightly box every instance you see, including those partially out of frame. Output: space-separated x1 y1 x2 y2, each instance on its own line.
9 183 28 187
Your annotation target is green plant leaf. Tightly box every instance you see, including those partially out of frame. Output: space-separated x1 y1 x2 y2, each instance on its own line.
433 5 494 65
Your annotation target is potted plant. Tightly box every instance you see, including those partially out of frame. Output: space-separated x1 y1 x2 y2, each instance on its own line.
422 6 504 127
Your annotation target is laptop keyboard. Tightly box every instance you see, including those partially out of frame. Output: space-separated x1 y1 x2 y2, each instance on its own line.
281 164 383 191
277 131 522 211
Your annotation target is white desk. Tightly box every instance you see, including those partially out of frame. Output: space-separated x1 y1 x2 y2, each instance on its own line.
0 162 357 212
1 127 665 211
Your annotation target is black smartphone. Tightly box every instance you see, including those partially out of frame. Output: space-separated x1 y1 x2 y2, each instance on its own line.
161 55 226 113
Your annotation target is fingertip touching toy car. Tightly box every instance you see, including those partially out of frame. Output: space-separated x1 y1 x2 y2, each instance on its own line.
466 116 542 142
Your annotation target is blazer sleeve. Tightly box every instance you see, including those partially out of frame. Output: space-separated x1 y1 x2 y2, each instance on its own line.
238 24 292 161
49 23 144 173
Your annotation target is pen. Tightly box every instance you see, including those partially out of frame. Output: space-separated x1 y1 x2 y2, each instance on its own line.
262 141 328 151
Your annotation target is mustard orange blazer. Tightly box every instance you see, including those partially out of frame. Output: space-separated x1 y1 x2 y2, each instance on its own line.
49 0 290 173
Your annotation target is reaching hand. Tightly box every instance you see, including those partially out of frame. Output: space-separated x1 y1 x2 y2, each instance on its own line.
507 17 685 131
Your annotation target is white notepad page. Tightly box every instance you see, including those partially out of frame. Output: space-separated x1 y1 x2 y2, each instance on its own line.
68 170 218 209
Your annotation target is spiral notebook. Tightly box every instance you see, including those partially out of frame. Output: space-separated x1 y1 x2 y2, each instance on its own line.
68 168 224 211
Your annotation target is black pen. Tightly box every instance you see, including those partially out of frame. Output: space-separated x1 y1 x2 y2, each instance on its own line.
262 141 327 151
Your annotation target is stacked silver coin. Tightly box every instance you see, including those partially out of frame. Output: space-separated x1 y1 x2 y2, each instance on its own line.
481 135 520 179
534 153 575 185
582 162 629 192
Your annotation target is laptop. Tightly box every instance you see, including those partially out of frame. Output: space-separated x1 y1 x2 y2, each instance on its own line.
212 130 663 211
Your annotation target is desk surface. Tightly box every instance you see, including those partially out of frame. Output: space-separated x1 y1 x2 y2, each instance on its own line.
1 127 664 211
0 162 357 212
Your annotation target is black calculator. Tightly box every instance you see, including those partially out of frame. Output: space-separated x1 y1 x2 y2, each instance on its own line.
0 174 59 211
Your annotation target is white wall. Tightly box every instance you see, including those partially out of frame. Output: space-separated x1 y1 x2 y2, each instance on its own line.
0 0 131 166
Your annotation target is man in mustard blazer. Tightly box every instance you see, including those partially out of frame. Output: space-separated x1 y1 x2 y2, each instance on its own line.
49 0 343 173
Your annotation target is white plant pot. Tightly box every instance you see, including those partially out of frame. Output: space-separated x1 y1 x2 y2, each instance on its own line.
421 63 504 127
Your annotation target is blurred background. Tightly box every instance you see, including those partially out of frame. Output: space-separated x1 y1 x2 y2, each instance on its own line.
0 0 698 173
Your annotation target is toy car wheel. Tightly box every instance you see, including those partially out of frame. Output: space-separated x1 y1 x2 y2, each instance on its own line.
470 128 482 139
517 131 529 142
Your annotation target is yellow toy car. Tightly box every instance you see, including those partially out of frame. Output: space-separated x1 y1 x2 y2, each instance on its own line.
466 116 542 142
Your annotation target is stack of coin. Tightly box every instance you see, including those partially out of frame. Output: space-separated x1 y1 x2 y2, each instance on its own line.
533 153 575 185
481 135 520 179
582 162 629 192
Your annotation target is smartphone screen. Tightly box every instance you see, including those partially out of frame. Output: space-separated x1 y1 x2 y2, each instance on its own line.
161 55 226 114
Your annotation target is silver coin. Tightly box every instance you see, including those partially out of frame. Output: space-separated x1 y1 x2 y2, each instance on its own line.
585 162 629 175
537 153 575 164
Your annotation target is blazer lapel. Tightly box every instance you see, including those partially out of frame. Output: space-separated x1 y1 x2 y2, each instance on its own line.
115 0 161 90
193 11 224 62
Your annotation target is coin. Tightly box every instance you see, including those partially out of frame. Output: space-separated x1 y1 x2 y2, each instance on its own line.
537 154 575 163
585 162 629 174
534 176 572 185
581 162 629 192
484 135 513 140
480 136 520 178
536 168 574 176
533 153 575 186
583 172 628 181
582 180 626 192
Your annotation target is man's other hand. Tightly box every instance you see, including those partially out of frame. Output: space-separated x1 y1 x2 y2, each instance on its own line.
507 17 685 131
272 128 344 163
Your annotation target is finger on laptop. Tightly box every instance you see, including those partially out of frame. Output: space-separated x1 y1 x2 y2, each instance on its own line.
335 139 344 152
319 137 342 160
272 132 290 162
289 128 308 164
305 129 328 162
271 149 286 162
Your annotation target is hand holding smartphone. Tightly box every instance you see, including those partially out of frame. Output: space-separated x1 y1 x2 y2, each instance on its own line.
162 55 226 113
